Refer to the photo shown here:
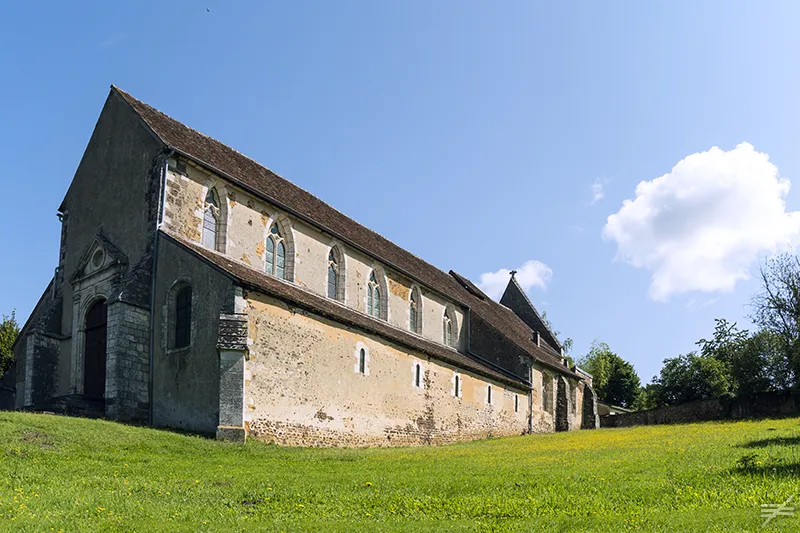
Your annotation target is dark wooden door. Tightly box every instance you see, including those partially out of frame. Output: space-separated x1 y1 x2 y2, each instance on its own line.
83 300 107 400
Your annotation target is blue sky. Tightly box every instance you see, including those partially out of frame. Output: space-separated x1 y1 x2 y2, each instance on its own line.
3 1 800 383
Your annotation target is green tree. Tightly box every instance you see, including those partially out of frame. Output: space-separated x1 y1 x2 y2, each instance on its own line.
577 341 641 408
651 352 732 406
696 318 792 395
632 384 659 411
752 253 800 386
0 311 20 375
743 329 794 392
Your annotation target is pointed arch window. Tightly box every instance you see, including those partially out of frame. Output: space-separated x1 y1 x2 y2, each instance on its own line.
443 306 458 348
265 223 287 280
202 189 220 250
409 288 420 333
327 250 338 299
367 271 381 318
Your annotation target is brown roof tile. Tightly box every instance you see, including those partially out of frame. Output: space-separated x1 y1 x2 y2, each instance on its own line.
114 86 577 381
164 232 529 389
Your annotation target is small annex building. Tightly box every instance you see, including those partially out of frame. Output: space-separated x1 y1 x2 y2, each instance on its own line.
4 86 599 446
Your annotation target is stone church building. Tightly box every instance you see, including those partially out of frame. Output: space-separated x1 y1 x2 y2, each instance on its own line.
6 86 598 445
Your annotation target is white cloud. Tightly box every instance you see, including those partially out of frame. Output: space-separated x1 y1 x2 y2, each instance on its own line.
603 142 800 301
590 178 605 204
478 260 553 301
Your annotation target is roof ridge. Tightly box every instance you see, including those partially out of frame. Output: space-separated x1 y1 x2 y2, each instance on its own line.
113 86 460 291
114 85 273 173
507 275 562 349
112 86 576 379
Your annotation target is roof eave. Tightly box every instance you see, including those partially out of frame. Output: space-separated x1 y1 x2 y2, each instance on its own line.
160 231 533 390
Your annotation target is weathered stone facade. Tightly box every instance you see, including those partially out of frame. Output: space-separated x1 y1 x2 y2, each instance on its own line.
243 292 529 447
105 302 150 421
9 86 598 447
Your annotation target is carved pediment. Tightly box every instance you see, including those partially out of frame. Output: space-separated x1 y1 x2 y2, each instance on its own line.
69 232 128 283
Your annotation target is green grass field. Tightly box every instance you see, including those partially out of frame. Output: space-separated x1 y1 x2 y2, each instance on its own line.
2 413 800 532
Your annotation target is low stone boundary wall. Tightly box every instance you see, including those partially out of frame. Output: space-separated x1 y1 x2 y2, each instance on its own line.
600 390 800 428
0 367 15 411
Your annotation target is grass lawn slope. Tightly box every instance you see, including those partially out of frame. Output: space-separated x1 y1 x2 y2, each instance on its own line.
2 412 800 532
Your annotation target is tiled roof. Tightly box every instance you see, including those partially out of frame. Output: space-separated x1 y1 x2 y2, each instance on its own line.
501 275 562 352
163 232 529 389
114 86 577 381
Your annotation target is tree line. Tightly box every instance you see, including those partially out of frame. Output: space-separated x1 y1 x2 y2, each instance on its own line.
0 311 19 377
577 253 800 410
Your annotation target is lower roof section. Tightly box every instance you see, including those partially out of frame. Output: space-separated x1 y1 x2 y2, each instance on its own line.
161 231 536 390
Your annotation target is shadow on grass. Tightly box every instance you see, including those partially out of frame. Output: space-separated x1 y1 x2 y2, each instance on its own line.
732 461 800 478
739 436 800 448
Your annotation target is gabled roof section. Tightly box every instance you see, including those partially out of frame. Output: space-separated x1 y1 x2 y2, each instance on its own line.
449 271 487 300
499 274 562 352
112 86 576 380
162 231 529 389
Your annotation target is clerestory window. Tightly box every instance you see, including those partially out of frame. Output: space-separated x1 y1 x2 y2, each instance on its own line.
265 223 287 280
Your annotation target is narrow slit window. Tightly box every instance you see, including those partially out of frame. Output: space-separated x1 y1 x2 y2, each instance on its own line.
266 223 287 280
265 236 274 270
174 285 192 349
515 394 519 413
202 189 219 250
409 289 418 333
487 385 492 405
443 313 453 346
359 348 366 374
327 249 338 299
415 363 421 388
367 271 381 318
276 241 286 279
454 373 461 398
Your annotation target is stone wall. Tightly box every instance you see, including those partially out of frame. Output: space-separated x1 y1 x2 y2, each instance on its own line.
600 391 800 428
152 235 234 434
581 385 599 429
160 158 470 360
57 90 164 397
105 302 150 421
244 291 533 447
26 333 60 408
0 366 15 410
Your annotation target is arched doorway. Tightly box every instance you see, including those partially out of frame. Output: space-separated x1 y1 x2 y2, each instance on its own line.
83 299 107 399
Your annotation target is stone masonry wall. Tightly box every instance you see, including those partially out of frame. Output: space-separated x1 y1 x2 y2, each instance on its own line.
106 302 150 421
244 291 531 447
160 160 469 358
600 390 800 428
0 366 14 410
26 333 60 408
